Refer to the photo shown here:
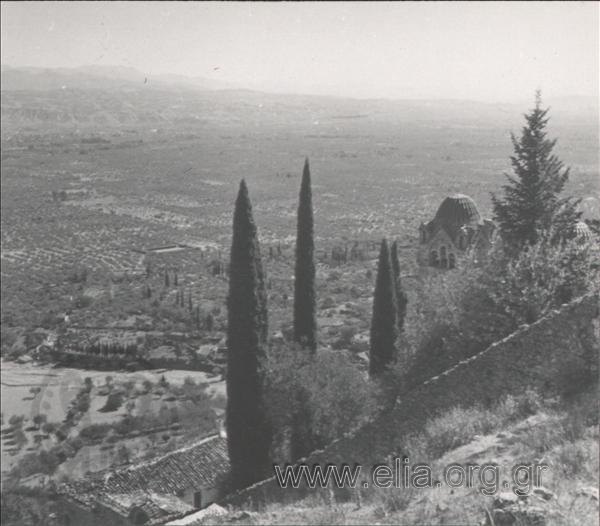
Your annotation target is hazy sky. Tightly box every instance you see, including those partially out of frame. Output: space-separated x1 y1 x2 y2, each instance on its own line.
1 1 598 101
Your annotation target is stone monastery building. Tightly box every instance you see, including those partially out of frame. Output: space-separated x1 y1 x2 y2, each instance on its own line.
418 194 495 268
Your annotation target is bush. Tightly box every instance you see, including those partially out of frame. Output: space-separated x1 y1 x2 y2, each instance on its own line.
99 392 124 413
554 441 591 477
399 238 599 392
421 406 500 458
79 423 112 441
73 294 93 309
496 389 543 424
265 343 379 462
460 239 599 348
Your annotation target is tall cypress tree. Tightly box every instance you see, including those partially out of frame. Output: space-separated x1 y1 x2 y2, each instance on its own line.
226 179 271 489
369 238 398 377
293 157 317 352
390 240 408 333
491 91 581 250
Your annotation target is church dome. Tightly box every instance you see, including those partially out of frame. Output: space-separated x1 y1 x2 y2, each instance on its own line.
574 221 592 242
433 194 482 227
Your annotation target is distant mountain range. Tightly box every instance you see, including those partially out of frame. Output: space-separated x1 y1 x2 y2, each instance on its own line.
1 65 597 130
0 65 239 92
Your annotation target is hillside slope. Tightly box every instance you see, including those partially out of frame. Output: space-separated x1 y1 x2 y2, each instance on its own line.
191 387 599 525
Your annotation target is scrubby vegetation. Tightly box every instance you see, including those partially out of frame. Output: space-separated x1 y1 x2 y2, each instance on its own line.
265 343 380 463
212 387 599 525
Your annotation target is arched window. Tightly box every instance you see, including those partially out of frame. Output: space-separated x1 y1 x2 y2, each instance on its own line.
429 250 439 267
420 229 427 243
194 490 203 508
448 253 456 269
439 246 447 267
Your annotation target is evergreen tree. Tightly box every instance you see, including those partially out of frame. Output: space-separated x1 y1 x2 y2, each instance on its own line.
226 179 271 489
164 270 170 288
293 157 317 352
491 91 581 250
390 240 408 333
369 239 398 377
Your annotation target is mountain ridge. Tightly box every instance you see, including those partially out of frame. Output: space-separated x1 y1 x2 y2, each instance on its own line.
2 64 597 111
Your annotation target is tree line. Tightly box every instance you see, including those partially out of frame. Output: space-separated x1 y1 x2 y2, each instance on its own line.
225 158 410 489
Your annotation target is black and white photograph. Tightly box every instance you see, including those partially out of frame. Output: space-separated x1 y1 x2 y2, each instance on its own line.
1 2 598 525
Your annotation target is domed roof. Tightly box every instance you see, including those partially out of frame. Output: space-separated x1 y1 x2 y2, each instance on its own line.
574 221 592 241
434 194 482 227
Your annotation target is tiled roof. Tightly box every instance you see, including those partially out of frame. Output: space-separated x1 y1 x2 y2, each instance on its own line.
96 490 194 524
59 434 229 516
434 194 482 227
104 435 229 496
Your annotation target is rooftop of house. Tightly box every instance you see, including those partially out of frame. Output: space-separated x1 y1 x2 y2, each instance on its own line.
104 434 229 496
97 490 194 525
59 434 229 521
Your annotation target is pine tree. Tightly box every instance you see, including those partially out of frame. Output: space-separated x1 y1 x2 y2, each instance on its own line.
491 91 581 250
226 179 272 489
369 239 398 377
293 157 317 352
390 240 408 333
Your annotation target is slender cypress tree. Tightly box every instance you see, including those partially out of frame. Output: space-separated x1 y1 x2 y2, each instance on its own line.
491 91 581 250
293 157 317 352
390 240 408 333
369 239 398 377
226 179 272 490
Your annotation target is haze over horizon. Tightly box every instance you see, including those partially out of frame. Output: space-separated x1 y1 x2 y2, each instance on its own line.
1 1 598 103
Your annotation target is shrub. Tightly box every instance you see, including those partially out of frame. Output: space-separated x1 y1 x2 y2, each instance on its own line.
99 392 124 413
496 389 543 424
79 423 112 441
399 238 598 391
265 343 379 462
421 406 500 458
554 441 592 477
